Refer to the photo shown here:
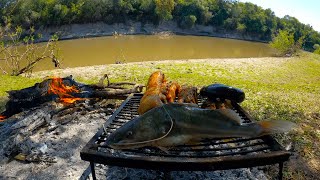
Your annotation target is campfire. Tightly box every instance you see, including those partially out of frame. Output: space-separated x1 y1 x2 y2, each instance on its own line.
47 77 83 104
0 75 143 164
0 75 144 120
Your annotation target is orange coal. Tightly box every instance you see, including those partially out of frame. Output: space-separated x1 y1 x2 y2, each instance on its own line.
0 115 6 122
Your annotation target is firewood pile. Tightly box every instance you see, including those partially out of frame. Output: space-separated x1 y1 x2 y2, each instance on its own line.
0 75 143 164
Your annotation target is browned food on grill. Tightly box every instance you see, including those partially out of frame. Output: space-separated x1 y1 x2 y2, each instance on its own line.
201 99 233 110
106 103 297 150
166 82 181 103
177 86 198 104
138 71 167 115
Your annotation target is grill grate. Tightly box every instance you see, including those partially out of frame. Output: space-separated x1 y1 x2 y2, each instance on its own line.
81 93 291 179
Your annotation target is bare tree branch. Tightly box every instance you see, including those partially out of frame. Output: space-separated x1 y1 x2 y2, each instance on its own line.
0 24 61 76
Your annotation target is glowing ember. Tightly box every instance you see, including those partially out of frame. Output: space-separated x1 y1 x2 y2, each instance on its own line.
0 115 5 122
48 77 83 104
60 97 82 104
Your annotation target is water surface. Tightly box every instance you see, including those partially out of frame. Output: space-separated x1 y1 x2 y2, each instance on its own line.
1 35 274 71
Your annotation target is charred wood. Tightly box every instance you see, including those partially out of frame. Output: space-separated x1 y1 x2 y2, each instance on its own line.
1 75 143 118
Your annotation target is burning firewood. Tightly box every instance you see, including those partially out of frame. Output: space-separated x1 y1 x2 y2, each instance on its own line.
0 75 144 120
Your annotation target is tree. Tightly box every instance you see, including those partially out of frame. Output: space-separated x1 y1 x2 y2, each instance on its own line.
0 21 61 76
180 15 197 29
155 0 174 22
269 30 296 56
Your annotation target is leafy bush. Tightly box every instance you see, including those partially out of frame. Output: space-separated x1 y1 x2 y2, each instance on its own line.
313 44 320 55
270 30 296 56
314 47 320 55
179 15 197 29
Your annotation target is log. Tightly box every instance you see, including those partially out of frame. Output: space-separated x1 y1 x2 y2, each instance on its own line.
91 84 144 99
0 75 144 118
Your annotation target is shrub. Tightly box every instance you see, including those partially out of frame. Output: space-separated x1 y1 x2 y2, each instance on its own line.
179 15 197 29
314 47 320 55
269 30 296 56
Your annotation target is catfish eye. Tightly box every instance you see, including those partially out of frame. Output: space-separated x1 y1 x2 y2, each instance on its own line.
126 131 133 137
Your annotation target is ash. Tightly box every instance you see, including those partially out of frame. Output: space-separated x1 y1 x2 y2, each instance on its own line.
93 164 268 180
0 98 269 180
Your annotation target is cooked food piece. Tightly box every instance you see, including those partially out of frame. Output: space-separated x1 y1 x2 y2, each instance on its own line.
106 103 297 150
166 82 181 103
224 99 233 109
201 99 217 110
146 71 165 89
215 101 226 109
177 86 198 104
138 71 166 115
201 99 233 110
200 83 245 103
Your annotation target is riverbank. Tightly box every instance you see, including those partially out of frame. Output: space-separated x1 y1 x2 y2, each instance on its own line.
36 21 266 43
1 53 320 179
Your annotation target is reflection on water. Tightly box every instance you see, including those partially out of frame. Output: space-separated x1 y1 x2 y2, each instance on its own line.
0 35 274 72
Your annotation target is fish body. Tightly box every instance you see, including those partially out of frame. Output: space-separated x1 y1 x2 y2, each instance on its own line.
106 104 296 150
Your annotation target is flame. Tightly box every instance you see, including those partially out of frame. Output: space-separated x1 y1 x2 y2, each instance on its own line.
48 77 83 104
0 115 5 122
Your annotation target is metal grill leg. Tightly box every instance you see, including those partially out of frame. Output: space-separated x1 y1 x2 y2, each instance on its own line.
278 162 284 180
90 162 96 180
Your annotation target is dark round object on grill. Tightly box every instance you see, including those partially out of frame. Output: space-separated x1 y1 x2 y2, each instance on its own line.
200 83 245 103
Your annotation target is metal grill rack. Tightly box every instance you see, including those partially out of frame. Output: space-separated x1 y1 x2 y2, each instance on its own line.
80 93 291 180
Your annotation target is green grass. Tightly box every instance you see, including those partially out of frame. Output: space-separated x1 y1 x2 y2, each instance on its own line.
1 52 320 179
0 75 41 97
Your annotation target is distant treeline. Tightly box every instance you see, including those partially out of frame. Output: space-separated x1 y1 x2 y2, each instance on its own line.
1 0 320 51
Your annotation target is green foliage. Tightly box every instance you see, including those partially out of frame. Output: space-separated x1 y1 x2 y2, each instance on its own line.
236 23 246 33
180 15 197 29
1 0 320 51
314 46 320 55
155 0 174 21
270 30 295 56
0 21 61 76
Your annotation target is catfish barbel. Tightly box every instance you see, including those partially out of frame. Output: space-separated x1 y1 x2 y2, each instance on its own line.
106 103 296 150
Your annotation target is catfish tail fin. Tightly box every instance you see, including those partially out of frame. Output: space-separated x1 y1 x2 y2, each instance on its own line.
257 120 297 135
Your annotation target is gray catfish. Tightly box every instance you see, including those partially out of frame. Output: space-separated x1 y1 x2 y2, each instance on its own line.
106 103 296 150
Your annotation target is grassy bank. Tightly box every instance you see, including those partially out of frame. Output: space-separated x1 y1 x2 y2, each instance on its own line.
1 52 320 178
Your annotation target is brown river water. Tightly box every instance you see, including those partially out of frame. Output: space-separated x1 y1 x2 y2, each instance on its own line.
1 35 274 72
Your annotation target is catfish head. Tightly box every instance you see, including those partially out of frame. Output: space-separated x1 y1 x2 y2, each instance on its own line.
106 105 173 149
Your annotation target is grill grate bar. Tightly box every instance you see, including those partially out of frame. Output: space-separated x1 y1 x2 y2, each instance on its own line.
169 141 266 152
116 146 271 158
175 137 263 147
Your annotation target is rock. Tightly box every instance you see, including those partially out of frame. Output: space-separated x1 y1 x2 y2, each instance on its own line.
38 143 48 154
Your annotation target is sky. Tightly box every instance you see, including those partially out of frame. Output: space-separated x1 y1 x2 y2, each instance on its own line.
239 0 320 32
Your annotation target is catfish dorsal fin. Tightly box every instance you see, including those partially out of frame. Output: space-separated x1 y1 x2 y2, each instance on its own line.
216 109 242 125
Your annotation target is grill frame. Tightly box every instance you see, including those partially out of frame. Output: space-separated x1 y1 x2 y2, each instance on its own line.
80 93 291 179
